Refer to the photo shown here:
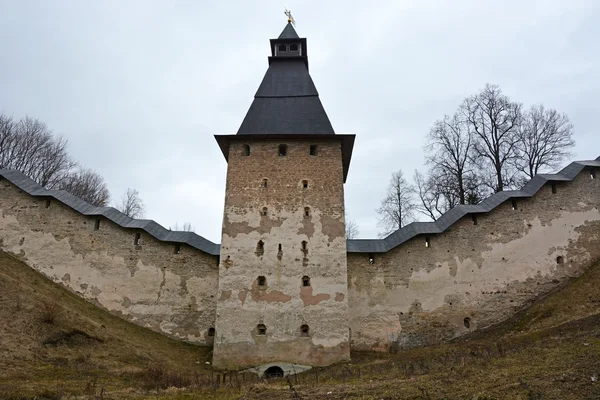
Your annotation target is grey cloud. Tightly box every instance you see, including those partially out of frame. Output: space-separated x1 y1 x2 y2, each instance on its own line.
1 0 598 241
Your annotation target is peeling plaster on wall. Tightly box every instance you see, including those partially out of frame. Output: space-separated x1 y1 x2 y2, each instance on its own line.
0 181 219 345
348 173 600 351
213 141 350 369
0 160 598 367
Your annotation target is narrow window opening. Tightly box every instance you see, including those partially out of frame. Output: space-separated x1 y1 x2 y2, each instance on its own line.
302 275 311 287
290 44 299 51
94 219 100 231
208 327 215 337
464 317 471 329
134 232 141 246
45 199 51 208
300 324 309 337
551 183 557 194
261 207 268 216
257 324 266 335
278 44 286 52
301 240 308 251
278 243 282 252
278 144 287 156
425 237 430 248
304 207 311 217
302 180 308 189
242 144 251 156
591 169 596 179
471 214 478 225
511 200 518 211
257 276 266 286
174 244 181 254
309 144 318 156
556 255 565 265
368 253 375 265
256 240 264 256
262 178 268 188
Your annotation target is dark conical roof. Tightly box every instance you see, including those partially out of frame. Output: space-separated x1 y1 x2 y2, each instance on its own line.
237 60 334 135
278 22 299 39
216 22 355 182
236 23 334 135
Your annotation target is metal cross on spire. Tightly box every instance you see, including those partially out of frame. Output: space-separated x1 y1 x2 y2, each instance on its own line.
284 7 296 26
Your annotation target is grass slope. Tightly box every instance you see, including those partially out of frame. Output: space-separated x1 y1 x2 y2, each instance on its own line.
1 250 599 399
0 251 212 399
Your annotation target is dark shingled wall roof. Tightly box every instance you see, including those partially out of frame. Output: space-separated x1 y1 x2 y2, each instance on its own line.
346 157 600 253
0 170 220 256
1 157 598 257
0 158 597 256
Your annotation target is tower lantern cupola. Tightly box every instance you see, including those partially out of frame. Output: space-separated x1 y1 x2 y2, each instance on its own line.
214 20 355 182
269 22 308 68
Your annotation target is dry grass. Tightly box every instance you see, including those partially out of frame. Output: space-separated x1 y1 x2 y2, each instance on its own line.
38 298 62 324
0 250 599 399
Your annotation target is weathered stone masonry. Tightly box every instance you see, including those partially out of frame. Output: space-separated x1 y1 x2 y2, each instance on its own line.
0 176 219 345
0 20 599 369
1 158 599 362
347 170 600 351
213 140 350 369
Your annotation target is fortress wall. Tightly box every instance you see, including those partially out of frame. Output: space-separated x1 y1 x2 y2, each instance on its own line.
1 162 598 357
0 178 219 345
348 171 600 351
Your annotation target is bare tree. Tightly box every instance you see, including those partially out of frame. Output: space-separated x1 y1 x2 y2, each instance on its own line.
171 222 195 232
58 167 110 206
0 114 75 188
345 213 360 239
515 104 575 180
414 170 450 221
117 188 145 218
464 84 522 192
425 112 473 204
376 170 416 237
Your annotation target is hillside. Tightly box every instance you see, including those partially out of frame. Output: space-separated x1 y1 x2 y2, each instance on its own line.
0 250 599 399
0 251 213 399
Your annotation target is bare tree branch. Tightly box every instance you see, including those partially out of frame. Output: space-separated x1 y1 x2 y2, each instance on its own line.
345 212 360 239
117 188 145 218
425 112 473 204
170 222 195 232
58 167 110 206
515 104 575 180
414 169 447 221
376 170 416 238
0 114 76 188
464 84 522 192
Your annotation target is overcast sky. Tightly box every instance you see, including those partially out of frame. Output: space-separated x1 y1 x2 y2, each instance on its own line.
1 1 598 242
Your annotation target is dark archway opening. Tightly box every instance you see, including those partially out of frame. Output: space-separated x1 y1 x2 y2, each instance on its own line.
264 366 284 378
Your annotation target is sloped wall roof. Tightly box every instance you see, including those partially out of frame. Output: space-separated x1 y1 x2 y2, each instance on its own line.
0 170 220 255
1 156 598 256
347 157 600 253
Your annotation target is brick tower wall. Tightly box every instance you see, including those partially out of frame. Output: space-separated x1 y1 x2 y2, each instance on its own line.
212 139 350 369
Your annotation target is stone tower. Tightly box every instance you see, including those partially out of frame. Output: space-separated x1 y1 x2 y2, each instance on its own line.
213 21 355 369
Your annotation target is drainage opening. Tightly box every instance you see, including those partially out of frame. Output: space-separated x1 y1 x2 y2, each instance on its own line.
264 366 284 378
